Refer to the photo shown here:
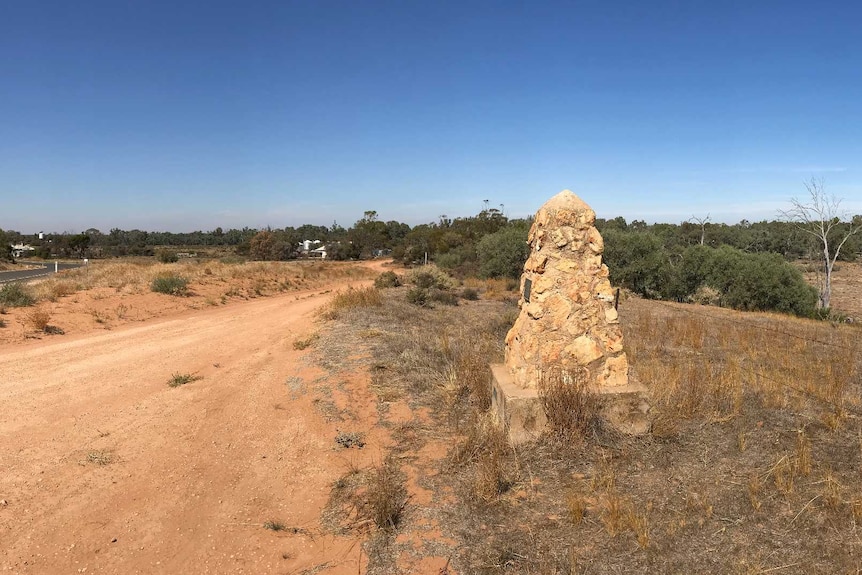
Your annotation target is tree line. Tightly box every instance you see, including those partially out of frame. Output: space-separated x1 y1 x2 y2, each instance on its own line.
2 198 859 317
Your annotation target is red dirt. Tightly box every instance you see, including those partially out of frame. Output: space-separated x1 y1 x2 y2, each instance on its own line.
0 261 408 575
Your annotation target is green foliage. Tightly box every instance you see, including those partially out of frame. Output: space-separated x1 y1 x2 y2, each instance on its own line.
249 230 294 261
326 241 361 261
406 287 429 306
151 273 189 296
68 233 91 257
475 225 530 279
406 285 458 307
434 246 475 274
429 288 459 306
603 234 817 317
0 229 11 262
461 287 480 300
156 249 179 263
262 520 286 532
408 265 457 290
0 283 35 307
167 372 201 387
703 247 817 316
374 271 401 288
603 230 671 299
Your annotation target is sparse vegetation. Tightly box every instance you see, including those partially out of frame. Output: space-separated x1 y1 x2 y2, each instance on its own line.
263 519 286 531
167 372 201 388
25 308 52 332
156 249 179 263
6 259 376 310
374 270 401 288
461 287 479 300
323 286 382 319
537 367 600 442
366 454 408 531
313 274 862 574
292 333 319 350
334 430 366 449
405 286 428 306
150 273 189 295
0 283 35 307
408 265 457 290
85 450 114 466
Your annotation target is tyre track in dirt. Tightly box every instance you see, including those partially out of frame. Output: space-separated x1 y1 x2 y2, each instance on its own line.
0 280 381 574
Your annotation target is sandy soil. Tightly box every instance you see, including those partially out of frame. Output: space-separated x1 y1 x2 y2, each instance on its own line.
0 263 395 574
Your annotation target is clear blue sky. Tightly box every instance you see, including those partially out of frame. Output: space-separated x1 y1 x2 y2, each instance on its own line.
2 0 861 233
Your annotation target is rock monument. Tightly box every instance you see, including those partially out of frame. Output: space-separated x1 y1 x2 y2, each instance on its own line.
490 190 649 442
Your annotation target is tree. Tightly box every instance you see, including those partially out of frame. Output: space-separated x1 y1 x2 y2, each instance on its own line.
249 231 278 260
68 233 91 258
475 224 530 279
0 229 12 262
688 214 711 245
780 178 862 309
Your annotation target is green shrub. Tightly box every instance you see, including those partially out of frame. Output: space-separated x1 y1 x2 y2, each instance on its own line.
151 273 189 296
709 249 817 316
0 283 35 307
406 287 429 306
475 225 530 279
263 520 286 532
434 247 475 273
167 372 201 387
156 249 179 263
461 287 480 300
604 232 817 317
409 265 457 290
374 271 401 288
602 230 671 299
429 288 459 306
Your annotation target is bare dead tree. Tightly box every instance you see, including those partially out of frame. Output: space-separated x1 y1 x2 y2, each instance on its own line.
780 178 861 310
688 214 711 245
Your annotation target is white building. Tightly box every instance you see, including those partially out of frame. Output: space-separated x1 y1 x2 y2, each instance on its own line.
10 244 36 258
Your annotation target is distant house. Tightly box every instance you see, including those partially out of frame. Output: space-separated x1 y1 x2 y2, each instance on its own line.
309 245 327 259
10 244 35 258
299 239 326 259
301 239 323 252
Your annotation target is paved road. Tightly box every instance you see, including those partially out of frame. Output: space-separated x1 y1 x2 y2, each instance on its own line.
0 261 83 284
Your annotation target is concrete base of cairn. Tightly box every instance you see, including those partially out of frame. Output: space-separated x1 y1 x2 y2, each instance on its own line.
490 364 651 444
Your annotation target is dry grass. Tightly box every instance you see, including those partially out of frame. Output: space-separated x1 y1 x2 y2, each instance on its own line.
84 450 114 466
167 372 202 388
27 258 375 303
537 367 600 442
292 333 320 350
26 308 51 332
461 276 520 301
323 286 382 319
313 284 862 574
625 299 859 424
366 454 408 532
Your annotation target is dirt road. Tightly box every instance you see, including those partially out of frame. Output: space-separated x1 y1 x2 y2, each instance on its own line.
0 281 382 574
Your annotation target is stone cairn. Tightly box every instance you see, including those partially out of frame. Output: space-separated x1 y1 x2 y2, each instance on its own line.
505 189 628 389
490 190 648 441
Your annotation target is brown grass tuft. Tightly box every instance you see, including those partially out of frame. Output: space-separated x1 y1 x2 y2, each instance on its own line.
26 308 52 332
323 286 382 319
537 367 600 442
366 454 408 532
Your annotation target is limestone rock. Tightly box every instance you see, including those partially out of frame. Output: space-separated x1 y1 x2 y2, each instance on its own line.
504 190 630 391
